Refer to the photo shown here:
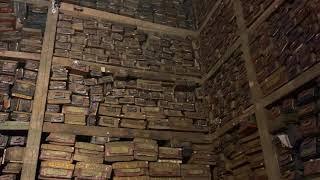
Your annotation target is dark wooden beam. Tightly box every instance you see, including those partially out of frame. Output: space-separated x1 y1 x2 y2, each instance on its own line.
248 0 286 33
21 7 58 180
53 56 201 83
59 3 198 38
261 62 320 107
233 0 281 179
0 51 41 61
43 122 212 144
197 0 223 33
213 106 255 138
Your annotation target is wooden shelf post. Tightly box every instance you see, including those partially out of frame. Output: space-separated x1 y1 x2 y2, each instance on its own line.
21 5 58 180
232 0 281 179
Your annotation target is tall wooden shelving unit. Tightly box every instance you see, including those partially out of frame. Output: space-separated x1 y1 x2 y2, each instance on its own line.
0 0 318 179
0 50 42 132
14 1 209 179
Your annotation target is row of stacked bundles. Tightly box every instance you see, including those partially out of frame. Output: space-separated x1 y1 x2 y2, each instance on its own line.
268 77 320 179
0 0 15 32
249 0 320 96
198 0 238 73
54 13 199 77
45 58 209 132
0 1 47 53
201 49 252 133
62 0 195 30
0 59 39 123
192 0 217 28
211 114 268 180
0 133 27 179
38 133 212 179
240 0 274 27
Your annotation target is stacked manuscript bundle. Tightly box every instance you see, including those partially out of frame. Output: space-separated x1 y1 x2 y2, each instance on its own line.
181 164 211 180
189 144 216 166
54 12 199 76
74 162 112 179
18 28 43 53
112 161 149 179
240 0 273 26
0 133 26 179
202 49 251 131
62 0 195 29
193 0 217 28
22 4 47 31
0 2 46 53
232 119 267 180
250 0 319 95
46 55 208 132
37 133 217 179
149 162 181 179
0 0 17 52
74 142 105 164
210 114 268 179
39 133 113 179
134 138 158 161
105 141 134 162
158 147 182 164
39 133 75 179
0 1 15 32
199 0 238 73
0 59 39 123
268 77 320 179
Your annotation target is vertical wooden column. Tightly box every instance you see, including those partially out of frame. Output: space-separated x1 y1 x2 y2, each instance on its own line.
232 0 281 179
21 4 58 180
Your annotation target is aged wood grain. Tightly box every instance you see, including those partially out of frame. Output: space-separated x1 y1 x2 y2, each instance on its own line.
233 0 281 179
60 3 198 38
21 8 58 180
43 122 211 144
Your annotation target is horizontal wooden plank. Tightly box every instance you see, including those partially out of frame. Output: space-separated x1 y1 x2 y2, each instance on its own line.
200 39 241 84
261 63 320 107
21 8 59 180
0 51 41 61
167 126 209 133
0 121 29 130
197 0 223 33
53 56 201 83
43 122 211 144
60 3 198 38
210 105 255 140
248 0 286 33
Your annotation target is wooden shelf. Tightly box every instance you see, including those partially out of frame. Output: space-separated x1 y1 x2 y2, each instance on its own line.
201 39 241 84
43 122 211 144
0 122 29 130
248 0 286 33
0 51 41 61
261 63 320 107
234 0 282 178
210 105 255 139
197 0 223 33
200 0 286 85
21 8 59 180
60 3 198 38
53 56 201 83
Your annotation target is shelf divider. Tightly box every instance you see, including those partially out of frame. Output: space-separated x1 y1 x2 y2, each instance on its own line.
21 6 58 180
43 122 211 144
233 0 281 179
